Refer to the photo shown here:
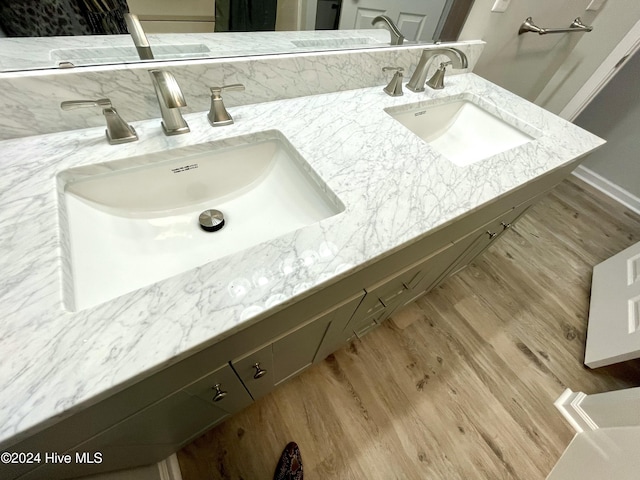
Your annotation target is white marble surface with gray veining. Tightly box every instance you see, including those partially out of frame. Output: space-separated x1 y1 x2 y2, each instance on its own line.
0 41 484 140
0 29 393 71
0 68 603 449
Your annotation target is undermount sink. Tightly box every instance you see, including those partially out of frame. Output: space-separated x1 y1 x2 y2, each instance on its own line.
385 93 542 167
58 130 344 312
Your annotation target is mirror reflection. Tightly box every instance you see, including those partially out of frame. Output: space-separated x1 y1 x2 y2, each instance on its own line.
0 0 469 72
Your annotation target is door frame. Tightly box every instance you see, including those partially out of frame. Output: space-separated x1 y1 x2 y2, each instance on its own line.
561 18 640 122
563 17 640 215
302 0 475 40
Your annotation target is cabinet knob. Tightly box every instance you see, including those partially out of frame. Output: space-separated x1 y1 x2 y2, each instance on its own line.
212 383 228 402
501 222 512 230
253 362 268 379
487 231 498 239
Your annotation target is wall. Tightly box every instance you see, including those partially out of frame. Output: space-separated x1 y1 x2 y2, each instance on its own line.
276 0 301 30
127 0 216 33
459 0 640 111
459 0 597 102
536 0 640 115
573 48 640 199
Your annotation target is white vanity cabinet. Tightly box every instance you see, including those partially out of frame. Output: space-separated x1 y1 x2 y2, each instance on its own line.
2 157 582 480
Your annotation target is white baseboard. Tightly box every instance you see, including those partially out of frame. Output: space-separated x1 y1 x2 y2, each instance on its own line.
158 454 183 480
554 388 599 434
572 165 640 215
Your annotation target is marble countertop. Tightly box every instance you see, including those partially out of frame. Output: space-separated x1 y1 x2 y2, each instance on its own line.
0 72 604 448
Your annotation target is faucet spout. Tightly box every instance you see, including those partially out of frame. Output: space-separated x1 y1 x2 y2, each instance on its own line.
149 70 190 135
372 15 404 46
406 47 468 92
124 13 154 60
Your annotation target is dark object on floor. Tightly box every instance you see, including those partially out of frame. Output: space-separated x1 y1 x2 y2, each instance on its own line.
273 442 303 480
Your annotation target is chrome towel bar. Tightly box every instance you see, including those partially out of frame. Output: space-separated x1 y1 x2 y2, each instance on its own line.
518 17 593 35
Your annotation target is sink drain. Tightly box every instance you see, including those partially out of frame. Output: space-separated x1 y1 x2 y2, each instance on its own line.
199 209 225 232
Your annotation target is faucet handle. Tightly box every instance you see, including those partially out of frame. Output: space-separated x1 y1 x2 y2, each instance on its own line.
426 61 453 90
60 98 138 145
61 98 113 110
382 67 404 97
211 84 246 94
208 84 246 127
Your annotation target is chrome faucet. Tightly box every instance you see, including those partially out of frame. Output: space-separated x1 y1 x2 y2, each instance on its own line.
149 69 190 135
372 15 404 46
124 13 154 60
407 48 468 92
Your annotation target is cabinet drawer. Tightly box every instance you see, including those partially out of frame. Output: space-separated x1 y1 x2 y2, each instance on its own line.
350 308 386 338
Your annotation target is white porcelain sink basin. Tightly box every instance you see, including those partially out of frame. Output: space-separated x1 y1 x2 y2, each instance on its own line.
385 93 541 167
58 130 344 312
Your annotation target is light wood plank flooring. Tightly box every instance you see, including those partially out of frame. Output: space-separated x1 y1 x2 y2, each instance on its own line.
178 178 640 479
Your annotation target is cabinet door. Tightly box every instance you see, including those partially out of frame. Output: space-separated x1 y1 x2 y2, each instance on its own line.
232 292 364 398
183 360 254 413
232 343 275 401
312 292 365 361
344 240 462 337
391 236 482 311
22 364 249 480
444 204 532 280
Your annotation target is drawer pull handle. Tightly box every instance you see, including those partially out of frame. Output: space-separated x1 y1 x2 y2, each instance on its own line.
212 383 228 402
501 222 512 230
487 231 498 239
253 362 268 379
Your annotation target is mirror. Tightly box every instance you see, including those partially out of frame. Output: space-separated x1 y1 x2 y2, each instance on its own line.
0 0 474 72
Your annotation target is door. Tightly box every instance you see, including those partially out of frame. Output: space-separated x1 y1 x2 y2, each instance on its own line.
584 241 640 368
338 0 448 42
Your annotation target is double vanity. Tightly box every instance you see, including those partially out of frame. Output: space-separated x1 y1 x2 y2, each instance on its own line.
0 41 603 479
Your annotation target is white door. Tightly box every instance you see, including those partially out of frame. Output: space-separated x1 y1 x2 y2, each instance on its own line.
584 241 640 368
338 0 448 42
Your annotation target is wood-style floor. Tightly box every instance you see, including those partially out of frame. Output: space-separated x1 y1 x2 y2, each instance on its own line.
177 178 640 480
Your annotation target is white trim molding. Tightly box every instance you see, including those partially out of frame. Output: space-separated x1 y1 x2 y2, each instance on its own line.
554 388 599 434
572 165 640 215
560 18 640 121
158 454 183 480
